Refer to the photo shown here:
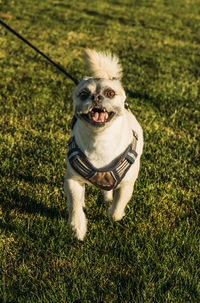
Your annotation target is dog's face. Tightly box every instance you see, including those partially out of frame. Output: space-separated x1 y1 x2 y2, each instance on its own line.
72 77 126 128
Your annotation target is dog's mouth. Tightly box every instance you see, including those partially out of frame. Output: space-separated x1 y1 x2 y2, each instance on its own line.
79 107 115 127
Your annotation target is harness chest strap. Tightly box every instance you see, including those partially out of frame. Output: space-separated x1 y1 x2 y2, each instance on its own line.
67 131 138 191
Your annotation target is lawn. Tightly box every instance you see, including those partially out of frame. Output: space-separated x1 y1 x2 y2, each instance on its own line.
0 0 200 302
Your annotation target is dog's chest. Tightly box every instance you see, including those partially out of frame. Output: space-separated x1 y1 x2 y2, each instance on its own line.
67 130 138 191
81 136 131 169
84 143 116 168
72 115 133 169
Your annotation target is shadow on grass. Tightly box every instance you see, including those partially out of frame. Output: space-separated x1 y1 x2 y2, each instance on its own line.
83 8 130 25
16 172 57 186
0 188 67 220
126 89 162 112
0 166 61 187
127 89 155 102
0 220 17 234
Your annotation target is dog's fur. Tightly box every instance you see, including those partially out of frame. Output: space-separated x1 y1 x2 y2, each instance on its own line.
64 49 143 240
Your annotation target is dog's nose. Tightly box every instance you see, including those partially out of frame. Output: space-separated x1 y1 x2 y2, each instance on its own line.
91 94 103 103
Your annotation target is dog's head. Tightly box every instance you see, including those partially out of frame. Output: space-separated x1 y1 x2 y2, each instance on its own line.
72 49 126 128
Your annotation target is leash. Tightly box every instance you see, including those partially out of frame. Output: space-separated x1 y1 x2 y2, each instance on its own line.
0 19 79 85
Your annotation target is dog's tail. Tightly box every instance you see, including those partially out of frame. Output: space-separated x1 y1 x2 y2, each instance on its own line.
84 49 122 80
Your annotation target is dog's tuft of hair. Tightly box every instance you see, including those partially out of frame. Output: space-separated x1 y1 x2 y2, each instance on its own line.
84 49 122 80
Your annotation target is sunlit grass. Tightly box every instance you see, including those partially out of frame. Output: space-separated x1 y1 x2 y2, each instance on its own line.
0 0 200 302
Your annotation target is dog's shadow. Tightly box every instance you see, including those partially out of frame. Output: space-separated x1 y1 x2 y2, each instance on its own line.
0 188 67 220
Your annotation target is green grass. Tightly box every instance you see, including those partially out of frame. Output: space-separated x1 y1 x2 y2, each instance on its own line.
0 0 200 302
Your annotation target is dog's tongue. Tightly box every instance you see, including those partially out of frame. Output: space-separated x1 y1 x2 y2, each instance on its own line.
91 111 108 122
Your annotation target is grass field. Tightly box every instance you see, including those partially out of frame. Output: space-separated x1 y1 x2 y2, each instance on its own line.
0 0 200 302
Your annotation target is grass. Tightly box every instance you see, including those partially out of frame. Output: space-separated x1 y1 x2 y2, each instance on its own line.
0 0 200 302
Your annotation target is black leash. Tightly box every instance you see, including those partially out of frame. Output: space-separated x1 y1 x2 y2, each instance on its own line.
0 19 79 85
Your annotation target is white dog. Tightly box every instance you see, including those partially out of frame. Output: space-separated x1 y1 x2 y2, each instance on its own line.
64 49 143 240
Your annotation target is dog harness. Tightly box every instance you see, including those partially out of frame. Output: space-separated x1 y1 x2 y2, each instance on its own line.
67 129 138 191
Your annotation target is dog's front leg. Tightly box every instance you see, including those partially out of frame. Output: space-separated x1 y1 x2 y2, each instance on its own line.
64 178 87 241
107 182 134 221
103 190 113 206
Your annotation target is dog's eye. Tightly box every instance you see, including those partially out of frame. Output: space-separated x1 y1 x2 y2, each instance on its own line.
79 90 90 100
105 89 115 98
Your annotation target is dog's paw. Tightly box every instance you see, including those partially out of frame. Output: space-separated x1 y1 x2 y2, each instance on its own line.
104 199 113 207
69 211 87 241
107 207 125 221
103 190 113 206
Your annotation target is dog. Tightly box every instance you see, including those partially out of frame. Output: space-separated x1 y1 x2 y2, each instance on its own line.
64 49 143 240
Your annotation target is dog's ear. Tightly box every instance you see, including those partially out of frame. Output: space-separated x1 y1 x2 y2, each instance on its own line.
83 49 122 80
